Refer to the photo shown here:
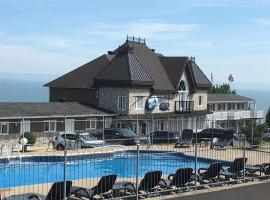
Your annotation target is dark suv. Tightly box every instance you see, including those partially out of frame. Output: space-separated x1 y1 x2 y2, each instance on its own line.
194 128 234 143
92 128 137 145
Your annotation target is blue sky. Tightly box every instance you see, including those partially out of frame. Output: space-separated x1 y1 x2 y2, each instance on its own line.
0 0 270 88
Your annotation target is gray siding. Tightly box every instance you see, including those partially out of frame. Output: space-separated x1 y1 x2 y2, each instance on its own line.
49 88 98 105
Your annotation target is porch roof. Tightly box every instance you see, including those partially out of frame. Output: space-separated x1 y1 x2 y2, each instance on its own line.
0 102 116 119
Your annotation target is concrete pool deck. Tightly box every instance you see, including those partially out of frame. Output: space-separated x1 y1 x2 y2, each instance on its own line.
4 143 270 165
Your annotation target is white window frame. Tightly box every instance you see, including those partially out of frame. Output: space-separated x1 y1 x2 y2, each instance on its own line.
86 118 97 130
0 122 9 135
116 122 124 129
198 95 204 107
44 120 56 132
135 96 144 110
117 96 126 110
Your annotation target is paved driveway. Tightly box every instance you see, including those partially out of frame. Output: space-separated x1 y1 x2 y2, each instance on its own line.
178 182 270 200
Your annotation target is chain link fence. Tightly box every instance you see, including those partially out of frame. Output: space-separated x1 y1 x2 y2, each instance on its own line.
0 117 269 200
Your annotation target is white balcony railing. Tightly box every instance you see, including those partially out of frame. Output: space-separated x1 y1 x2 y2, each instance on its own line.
207 110 264 121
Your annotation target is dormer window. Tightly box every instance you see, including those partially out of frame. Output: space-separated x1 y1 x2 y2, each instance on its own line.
179 80 186 91
178 80 189 102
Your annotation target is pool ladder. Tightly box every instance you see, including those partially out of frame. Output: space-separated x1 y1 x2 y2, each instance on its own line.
11 144 22 162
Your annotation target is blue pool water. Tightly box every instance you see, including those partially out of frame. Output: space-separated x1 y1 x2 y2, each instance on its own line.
0 151 223 188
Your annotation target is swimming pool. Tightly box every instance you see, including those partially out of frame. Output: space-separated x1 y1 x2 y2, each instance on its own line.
0 151 226 188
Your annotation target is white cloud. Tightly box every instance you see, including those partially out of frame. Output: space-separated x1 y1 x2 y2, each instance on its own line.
253 18 270 26
37 36 72 48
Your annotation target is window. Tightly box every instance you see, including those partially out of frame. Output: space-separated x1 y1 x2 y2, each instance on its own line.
198 96 204 106
117 96 126 110
86 118 96 130
237 103 241 110
135 96 144 109
44 120 56 132
218 103 225 111
209 104 215 111
0 122 8 135
228 103 231 110
116 122 125 128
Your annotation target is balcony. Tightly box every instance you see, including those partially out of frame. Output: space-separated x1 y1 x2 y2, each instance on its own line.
175 101 194 113
207 110 264 121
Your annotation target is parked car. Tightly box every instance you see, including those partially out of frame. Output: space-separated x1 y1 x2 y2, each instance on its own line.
194 128 235 143
53 132 104 150
263 128 270 140
92 128 137 145
147 130 179 144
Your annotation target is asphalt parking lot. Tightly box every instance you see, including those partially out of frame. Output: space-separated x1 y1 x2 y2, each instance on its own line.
176 182 270 200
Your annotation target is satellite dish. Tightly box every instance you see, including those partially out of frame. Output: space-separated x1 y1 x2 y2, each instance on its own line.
145 96 158 111
20 138 28 145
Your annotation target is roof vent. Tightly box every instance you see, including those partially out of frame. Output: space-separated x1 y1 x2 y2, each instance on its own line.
151 49 155 53
126 35 146 44
107 51 114 55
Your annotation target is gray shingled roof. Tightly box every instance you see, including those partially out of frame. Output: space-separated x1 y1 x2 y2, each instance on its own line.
0 102 115 119
95 44 153 86
208 94 254 103
45 40 211 92
45 54 115 88
113 41 175 91
158 56 188 90
190 62 212 88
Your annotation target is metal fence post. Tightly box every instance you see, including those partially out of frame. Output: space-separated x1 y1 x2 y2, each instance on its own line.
63 116 67 200
195 117 198 190
243 137 246 183
22 117 25 153
102 116 105 147
136 141 140 200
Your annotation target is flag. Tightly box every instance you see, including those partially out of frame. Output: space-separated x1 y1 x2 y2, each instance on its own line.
210 73 213 82
228 74 234 82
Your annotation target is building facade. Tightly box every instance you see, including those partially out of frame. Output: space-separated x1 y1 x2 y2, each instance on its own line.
45 37 212 134
206 94 264 132
0 102 115 136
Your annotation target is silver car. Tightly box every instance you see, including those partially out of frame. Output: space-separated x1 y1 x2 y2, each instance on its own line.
53 132 105 150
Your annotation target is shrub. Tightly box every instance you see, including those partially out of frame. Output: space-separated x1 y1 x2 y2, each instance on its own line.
20 132 37 145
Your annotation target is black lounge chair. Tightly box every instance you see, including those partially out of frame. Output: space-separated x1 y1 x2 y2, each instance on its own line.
175 129 193 148
3 181 72 200
247 163 270 180
191 162 222 187
114 171 162 198
70 174 117 200
159 168 193 192
220 157 247 182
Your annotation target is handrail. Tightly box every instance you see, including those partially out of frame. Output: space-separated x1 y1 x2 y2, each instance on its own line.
11 144 21 161
0 144 6 156
175 101 194 112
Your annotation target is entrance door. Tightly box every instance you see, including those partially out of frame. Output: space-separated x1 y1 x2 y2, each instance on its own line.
65 119 74 133
20 120 30 135
141 122 149 135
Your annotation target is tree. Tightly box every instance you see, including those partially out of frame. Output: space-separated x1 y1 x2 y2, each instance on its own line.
266 106 270 128
210 83 236 94
241 120 267 145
